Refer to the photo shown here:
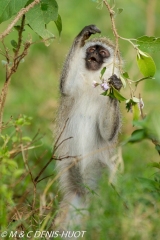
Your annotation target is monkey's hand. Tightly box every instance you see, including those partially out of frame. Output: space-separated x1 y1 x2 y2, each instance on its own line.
76 25 101 47
108 74 122 91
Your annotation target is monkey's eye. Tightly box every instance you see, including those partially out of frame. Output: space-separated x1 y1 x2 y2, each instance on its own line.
99 49 110 57
88 47 95 53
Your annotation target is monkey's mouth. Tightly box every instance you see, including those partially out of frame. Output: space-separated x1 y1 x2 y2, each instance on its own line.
86 56 102 71
88 57 97 62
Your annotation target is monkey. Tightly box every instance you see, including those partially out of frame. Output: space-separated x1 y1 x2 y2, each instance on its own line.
54 25 122 231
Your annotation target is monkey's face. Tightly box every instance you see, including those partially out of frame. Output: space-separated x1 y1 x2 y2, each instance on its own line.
85 45 110 71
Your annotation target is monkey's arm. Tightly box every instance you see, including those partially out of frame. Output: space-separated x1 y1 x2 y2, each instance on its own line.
99 75 122 142
60 25 101 95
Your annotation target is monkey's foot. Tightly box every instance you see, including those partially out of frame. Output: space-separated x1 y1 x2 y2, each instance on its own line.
78 25 101 46
108 74 122 91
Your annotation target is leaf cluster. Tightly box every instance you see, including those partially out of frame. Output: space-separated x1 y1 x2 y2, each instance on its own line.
0 0 62 43
128 112 160 154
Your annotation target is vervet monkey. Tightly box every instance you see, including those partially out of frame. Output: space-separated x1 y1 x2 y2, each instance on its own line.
54 25 122 230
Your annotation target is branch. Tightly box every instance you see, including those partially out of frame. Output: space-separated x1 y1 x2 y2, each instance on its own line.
54 118 69 149
43 143 117 195
21 144 36 209
0 40 31 131
103 0 122 74
0 0 40 40
14 15 26 59
34 119 71 183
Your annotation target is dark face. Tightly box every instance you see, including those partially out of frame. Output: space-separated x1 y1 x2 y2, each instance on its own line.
85 45 110 71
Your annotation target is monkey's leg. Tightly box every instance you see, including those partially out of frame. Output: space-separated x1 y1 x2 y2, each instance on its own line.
54 193 85 229
54 163 87 230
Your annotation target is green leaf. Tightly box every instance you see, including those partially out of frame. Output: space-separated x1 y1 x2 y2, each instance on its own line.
132 97 139 103
54 14 62 36
138 36 156 43
149 162 160 169
0 0 29 23
132 103 139 121
15 115 32 126
126 99 137 112
40 0 58 24
126 99 131 112
117 8 123 14
96 2 104 9
11 40 18 49
137 50 156 77
107 91 115 98
101 89 109 96
122 72 130 79
128 129 146 143
26 0 58 45
137 35 160 52
155 145 160 154
12 136 18 143
137 177 159 191
14 25 21 31
120 75 126 88
112 87 126 101
22 136 32 142
126 98 140 119
41 3 48 11
132 119 147 128
100 67 106 79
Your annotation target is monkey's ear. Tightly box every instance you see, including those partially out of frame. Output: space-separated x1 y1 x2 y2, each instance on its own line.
76 25 101 47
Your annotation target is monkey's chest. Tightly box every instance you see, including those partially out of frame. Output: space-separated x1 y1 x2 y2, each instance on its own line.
67 112 98 147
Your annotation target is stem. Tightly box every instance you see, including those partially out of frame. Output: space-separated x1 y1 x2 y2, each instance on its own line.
103 0 139 75
0 16 31 131
119 36 138 50
139 93 144 119
103 0 140 99
14 15 26 59
103 0 122 74
103 1 123 73
0 66 11 131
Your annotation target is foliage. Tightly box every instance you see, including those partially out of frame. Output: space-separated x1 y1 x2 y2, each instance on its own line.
0 0 62 39
91 1 160 160
0 0 61 236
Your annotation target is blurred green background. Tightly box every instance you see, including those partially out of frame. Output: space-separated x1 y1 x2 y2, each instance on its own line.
0 0 160 239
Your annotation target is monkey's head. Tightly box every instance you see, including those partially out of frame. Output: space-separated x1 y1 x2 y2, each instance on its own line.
84 38 116 72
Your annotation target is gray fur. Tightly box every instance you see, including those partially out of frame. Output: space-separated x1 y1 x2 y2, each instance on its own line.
54 25 122 231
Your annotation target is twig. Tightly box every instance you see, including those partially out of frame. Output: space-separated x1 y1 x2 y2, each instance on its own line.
103 0 122 74
21 144 36 210
103 1 138 79
54 136 73 152
139 93 144 119
43 143 117 195
0 0 40 40
34 120 71 183
37 156 78 183
14 15 26 59
103 0 144 109
54 118 69 148
0 39 31 131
